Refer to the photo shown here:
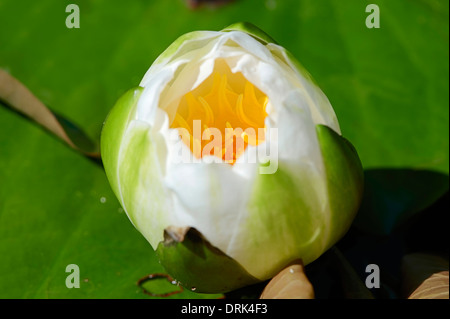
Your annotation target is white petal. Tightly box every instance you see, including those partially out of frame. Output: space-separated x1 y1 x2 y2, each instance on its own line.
164 160 256 256
267 43 341 133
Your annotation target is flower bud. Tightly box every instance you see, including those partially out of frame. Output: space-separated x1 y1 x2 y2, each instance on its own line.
101 22 364 293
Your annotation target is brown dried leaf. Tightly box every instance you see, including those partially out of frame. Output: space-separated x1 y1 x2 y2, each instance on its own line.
260 260 314 299
0 69 99 158
402 253 449 299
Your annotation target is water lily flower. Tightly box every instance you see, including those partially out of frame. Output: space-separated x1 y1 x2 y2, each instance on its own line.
101 22 364 293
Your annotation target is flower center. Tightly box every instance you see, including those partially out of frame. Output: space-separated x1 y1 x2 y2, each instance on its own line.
170 61 268 164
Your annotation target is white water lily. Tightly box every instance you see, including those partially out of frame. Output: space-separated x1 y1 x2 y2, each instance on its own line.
101 22 363 293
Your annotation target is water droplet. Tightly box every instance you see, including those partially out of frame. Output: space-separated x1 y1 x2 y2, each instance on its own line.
289 268 294 274
100 197 106 203
191 287 197 291
171 280 177 285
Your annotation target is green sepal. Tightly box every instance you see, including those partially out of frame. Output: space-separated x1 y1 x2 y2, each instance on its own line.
100 87 143 204
156 226 260 293
316 124 364 248
222 22 278 45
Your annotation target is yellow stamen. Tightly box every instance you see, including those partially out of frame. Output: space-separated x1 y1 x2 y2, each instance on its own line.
170 62 268 164
236 94 260 128
198 96 214 125
174 113 192 136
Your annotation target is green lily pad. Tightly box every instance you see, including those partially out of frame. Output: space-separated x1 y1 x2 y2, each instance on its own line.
353 169 449 236
0 0 448 299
